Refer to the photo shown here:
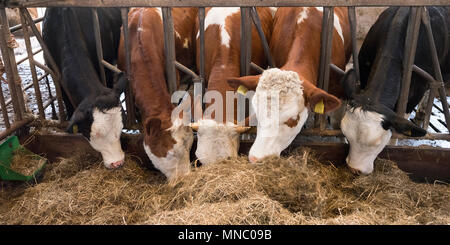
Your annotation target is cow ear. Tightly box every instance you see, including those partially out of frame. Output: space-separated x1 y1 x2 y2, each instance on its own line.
227 75 260 90
386 115 427 137
341 69 357 99
308 88 342 114
114 73 129 96
66 109 85 133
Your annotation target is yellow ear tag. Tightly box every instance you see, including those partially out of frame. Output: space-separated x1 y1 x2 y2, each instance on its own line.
405 130 412 136
314 99 325 114
237 85 248 95
73 125 78 134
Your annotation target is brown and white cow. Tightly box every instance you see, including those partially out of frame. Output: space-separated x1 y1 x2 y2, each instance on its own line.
193 7 273 165
228 7 351 162
118 8 197 179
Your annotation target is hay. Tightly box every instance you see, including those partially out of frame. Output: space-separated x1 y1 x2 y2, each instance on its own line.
8 149 45 176
0 148 448 225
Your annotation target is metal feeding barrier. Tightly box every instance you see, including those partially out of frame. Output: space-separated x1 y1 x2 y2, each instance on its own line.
0 0 449 144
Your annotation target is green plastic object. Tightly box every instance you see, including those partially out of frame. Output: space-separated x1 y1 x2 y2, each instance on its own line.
0 136 47 181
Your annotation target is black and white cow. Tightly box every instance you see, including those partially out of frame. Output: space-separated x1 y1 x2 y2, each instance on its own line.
341 7 449 174
43 8 127 169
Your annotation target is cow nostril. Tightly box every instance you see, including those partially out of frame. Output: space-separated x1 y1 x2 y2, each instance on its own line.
109 160 124 169
249 155 258 163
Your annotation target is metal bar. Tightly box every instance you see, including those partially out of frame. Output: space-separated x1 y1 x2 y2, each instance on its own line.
0 79 11 128
421 7 450 133
16 48 42 65
0 8 25 121
396 7 422 117
240 7 252 76
44 75 57 119
413 64 437 84
10 16 43 33
315 7 334 130
347 6 360 86
5 0 449 8
42 96 56 110
162 7 177 94
250 62 264 74
0 117 33 141
92 8 107 86
298 128 450 140
121 7 136 128
20 8 45 119
174 61 200 80
101 60 122 74
330 63 345 77
21 8 67 120
250 7 274 68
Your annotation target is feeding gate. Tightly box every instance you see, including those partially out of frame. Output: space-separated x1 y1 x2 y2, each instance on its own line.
0 0 449 181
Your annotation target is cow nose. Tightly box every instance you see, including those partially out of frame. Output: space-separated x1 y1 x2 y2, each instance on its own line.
109 159 124 169
249 155 259 163
347 165 362 175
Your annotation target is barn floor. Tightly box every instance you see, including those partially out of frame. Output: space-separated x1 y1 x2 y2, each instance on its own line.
0 147 448 225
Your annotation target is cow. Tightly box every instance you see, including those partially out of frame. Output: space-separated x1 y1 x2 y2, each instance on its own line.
227 7 351 163
340 7 449 175
192 7 273 166
6 8 41 36
43 8 127 169
118 8 197 179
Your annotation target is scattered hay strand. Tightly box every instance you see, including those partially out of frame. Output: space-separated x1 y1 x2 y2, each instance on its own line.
8 149 45 176
0 148 448 225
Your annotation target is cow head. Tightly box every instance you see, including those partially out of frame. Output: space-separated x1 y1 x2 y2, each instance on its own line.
228 68 341 162
143 116 194 179
193 119 248 165
341 69 427 174
66 74 128 169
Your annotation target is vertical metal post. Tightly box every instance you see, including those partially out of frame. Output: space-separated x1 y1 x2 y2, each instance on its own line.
396 7 422 117
250 7 274 68
196 7 206 113
0 80 11 128
0 8 25 121
121 7 136 128
44 75 58 119
240 7 252 76
20 8 45 119
92 8 107 87
162 7 177 94
21 8 67 121
421 7 450 132
315 6 334 130
348 6 360 88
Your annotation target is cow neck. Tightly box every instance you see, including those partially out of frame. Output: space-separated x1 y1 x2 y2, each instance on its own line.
363 7 409 111
61 8 105 106
279 34 320 105
131 14 174 130
204 48 241 124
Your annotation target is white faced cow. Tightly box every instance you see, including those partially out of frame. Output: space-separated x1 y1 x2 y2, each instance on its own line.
228 7 351 162
340 7 449 174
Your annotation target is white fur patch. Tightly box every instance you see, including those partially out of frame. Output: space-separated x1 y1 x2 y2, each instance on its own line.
297 8 309 24
155 7 162 20
183 38 189 49
270 7 278 17
248 68 308 161
256 68 304 97
341 107 392 174
90 107 125 168
195 119 240 165
144 118 193 179
314 7 344 42
197 7 240 48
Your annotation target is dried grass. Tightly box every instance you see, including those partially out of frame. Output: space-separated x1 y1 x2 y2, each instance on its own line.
0 148 448 225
